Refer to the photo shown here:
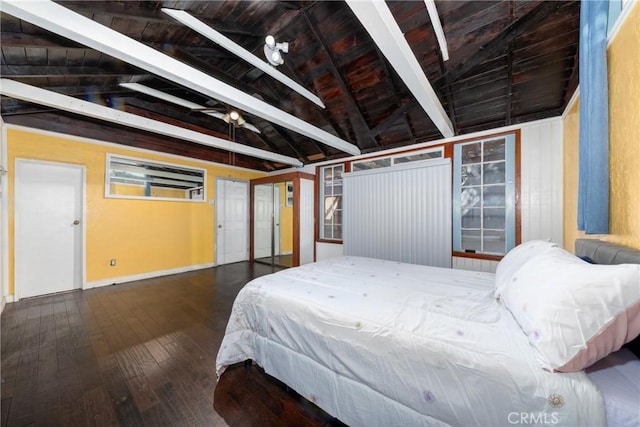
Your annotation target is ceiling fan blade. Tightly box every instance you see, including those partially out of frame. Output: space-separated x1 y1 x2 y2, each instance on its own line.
241 122 261 134
120 83 260 133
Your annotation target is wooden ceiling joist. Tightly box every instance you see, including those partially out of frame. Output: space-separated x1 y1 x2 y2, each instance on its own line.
1 0 360 157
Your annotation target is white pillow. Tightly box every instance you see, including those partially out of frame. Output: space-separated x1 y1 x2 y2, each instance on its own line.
494 240 559 298
500 246 640 372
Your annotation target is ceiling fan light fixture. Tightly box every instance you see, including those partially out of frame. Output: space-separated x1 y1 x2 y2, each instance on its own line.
229 110 240 121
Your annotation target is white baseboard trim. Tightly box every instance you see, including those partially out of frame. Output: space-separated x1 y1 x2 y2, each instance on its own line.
1 295 14 313
85 263 215 289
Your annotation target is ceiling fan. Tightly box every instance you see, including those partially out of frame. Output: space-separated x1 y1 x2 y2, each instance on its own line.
120 82 261 134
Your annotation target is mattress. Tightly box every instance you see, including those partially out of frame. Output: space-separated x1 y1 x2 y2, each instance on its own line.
586 348 640 427
216 256 605 426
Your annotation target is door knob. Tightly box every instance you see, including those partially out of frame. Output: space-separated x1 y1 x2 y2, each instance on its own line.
218 224 222 228
73 220 80 225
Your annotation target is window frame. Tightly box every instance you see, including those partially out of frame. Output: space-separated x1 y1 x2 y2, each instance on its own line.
105 153 207 202
452 132 520 259
317 163 344 242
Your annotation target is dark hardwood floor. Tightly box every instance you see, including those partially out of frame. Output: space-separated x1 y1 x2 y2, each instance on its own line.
1 262 346 427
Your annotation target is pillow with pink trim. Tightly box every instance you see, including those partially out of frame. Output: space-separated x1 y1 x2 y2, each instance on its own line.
494 240 559 299
500 246 640 372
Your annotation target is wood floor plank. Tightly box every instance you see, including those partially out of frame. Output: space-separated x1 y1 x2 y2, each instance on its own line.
0 262 347 427
83 385 119 427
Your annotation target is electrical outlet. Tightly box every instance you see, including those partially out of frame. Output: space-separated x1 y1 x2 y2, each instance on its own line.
110 259 116 266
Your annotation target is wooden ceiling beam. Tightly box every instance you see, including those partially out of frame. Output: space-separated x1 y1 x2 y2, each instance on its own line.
367 102 411 139
259 76 329 158
0 31 85 49
347 0 454 138
265 122 310 163
372 46 416 143
303 9 379 150
436 1 562 86
62 1 261 37
0 65 137 79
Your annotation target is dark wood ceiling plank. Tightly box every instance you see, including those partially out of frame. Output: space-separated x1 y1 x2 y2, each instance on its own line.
303 9 378 150
1 110 269 170
437 1 563 87
267 123 310 164
61 1 261 37
0 65 137 78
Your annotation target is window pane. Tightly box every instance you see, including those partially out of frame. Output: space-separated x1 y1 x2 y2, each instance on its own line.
323 167 333 182
461 187 481 208
483 208 505 229
394 150 442 164
461 230 482 252
483 162 506 184
484 230 506 254
333 209 342 225
352 158 391 171
462 143 481 164
323 225 333 239
483 139 505 162
334 166 343 180
461 208 481 228
483 185 505 207
333 227 342 240
461 165 481 186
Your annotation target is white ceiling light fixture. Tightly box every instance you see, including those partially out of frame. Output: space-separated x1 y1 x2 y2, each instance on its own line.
1 79 301 166
161 8 324 108
264 34 289 67
119 82 261 133
346 0 454 138
424 0 449 61
1 0 358 157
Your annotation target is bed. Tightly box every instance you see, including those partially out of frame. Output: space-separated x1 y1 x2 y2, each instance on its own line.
216 240 640 426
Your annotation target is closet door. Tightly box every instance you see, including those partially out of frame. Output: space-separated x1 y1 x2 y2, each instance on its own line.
343 159 452 268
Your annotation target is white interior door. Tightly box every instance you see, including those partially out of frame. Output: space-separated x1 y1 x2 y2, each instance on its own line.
254 184 273 259
215 179 249 265
15 159 84 299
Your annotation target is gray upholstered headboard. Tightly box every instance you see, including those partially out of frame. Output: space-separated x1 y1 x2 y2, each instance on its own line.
575 239 640 357
575 238 640 265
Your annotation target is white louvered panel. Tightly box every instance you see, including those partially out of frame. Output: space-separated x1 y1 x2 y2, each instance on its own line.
299 178 315 265
343 159 451 268
452 256 498 273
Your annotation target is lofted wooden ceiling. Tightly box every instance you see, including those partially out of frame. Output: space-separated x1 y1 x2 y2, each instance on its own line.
0 0 580 171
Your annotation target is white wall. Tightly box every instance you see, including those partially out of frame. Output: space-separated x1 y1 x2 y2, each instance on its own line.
285 117 564 272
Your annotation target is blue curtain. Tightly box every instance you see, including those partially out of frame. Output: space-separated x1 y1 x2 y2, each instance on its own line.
578 0 610 234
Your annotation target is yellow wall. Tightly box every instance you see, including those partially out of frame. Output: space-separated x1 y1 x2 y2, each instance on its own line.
276 181 293 253
6 127 265 294
563 3 640 250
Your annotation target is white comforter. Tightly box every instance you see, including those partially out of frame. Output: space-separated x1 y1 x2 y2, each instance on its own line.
216 256 605 426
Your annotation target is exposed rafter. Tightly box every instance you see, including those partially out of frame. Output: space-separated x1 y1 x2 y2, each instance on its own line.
346 0 455 138
161 8 325 108
0 79 302 166
435 1 562 87
303 9 380 150
120 83 261 133
1 0 360 157
424 0 449 61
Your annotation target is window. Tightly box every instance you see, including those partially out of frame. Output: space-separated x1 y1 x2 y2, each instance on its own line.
106 154 206 201
453 134 516 256
319 164 343 240
351 146 443 172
